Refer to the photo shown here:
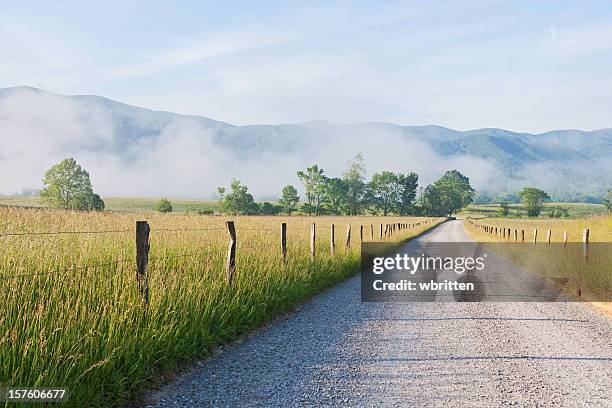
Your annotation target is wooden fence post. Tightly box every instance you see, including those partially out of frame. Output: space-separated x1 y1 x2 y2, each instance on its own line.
346 225 351 248
310 223 316 262
521 229 525 242
379 224 383 240
136 221 150 307
360 225 363 243
546 229 552 243
513 229 518 241
583 229 590 260
225 221 237 285
563 231 568 246
281 222 287 263
330 224 335 256
533 229 538 243
579 228 590 297
370 224 374 241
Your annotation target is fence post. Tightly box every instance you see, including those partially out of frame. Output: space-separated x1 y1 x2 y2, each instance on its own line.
379 224 383 240
359 225 363 243
533 229 538 243
281 222 287 264
521 229 525 242
546 229 551 243
513 229 517 241
310 223 316 262
370 224 374 241
579 228 590 297
136 221 150 307
346 225 351 248
225 221 237 285
563 231 568 246
330 224 335 256
583 229 590 260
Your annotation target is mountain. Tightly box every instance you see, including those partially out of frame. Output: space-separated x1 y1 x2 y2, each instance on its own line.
0 86 610 200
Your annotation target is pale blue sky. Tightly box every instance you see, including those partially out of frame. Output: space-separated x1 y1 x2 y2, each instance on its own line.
2 0 611 132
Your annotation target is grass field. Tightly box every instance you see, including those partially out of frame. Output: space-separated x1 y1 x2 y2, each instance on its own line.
464 215 612 303
0 207 442 407
0 196 219 213
463 202 609 219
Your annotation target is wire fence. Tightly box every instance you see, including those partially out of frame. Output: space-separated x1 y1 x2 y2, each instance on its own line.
0 219 437 297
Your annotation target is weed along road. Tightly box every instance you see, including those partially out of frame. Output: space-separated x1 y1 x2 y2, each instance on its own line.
146 220 612 407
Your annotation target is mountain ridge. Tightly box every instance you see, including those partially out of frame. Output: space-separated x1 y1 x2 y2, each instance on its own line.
1 86 610 199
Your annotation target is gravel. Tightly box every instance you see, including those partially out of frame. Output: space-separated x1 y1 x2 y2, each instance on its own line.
144 220 612 407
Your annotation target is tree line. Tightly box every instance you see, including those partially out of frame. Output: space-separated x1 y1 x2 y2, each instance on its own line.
37 156 478 216
217 154 475 216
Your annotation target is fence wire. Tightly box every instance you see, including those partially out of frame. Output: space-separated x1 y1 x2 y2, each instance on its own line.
0 229 132 237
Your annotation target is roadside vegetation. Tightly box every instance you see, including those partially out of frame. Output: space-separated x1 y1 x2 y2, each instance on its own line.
464 215 611 303
0 207 442 406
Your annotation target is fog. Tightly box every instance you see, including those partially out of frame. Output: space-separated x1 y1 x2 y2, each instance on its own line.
0 88 591 199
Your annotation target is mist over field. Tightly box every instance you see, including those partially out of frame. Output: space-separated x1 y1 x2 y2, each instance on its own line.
0 86 610 199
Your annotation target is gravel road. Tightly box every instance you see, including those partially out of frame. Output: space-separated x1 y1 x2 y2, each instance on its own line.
145 220 612 407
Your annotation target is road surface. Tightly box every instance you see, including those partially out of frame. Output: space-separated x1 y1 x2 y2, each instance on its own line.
146 220 612 407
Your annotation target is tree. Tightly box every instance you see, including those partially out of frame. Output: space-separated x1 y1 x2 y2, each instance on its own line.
218 179 258 215
368 171 399 215
40 157 104 211
548 205 569 218
342 153 367 215
396 172 418 215
297 165 327 216
421 170 475 216
324 177 348 215
603 190 612 212
518 187 550 218
89 193 105 211
259 202 280 215
279 185 300 215
498 202 510 217
156 198 173 213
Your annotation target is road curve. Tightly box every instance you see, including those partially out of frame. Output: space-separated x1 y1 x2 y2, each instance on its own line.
145 220 612 407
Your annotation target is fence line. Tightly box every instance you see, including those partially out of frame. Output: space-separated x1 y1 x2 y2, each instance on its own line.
1 218 439 306
0 229 132 237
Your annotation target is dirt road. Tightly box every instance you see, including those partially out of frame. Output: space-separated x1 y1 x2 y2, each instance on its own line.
146 220 611 407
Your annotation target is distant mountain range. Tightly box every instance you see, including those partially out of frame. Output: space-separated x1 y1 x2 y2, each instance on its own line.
0 86 610 201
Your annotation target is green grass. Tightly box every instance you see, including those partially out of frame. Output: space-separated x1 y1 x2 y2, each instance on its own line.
0 196 219 213
0 208 443 407
462 202 609 219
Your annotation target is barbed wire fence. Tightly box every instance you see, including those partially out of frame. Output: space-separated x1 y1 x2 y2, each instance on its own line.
0 218 437 306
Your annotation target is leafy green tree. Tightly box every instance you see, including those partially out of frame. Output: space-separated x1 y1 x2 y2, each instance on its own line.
297 165 327 215
498 202 510 217
324 177 348 215
278 185 300 215
420 184 445 217
156 198 173 213
218 179 258 215
396 172 418 215
259 202 280 215
40 157 104 211
548 205 570 218
342 153 367 215
421 170 475 216
518 187 550 218
368 171 399 215
603 190 612 212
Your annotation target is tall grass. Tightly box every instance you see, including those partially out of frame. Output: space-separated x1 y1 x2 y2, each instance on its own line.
0 208 442 407
465 215 612 300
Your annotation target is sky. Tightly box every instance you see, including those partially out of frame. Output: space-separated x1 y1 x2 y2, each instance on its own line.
1 0 612 133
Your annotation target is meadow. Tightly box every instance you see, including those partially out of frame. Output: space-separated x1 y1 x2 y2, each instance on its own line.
0 196 219 213
463 202 609 218
464 215 612 303
0 207 441 407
